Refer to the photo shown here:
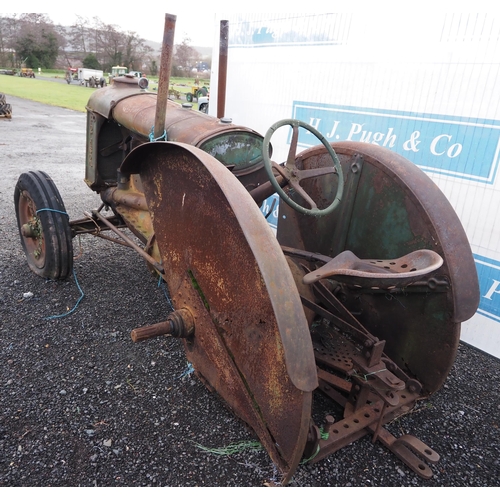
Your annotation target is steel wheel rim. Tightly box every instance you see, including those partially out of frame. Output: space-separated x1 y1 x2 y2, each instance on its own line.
18 190 46 270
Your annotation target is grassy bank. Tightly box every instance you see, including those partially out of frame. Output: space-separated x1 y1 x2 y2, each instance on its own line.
0 74 94 112
0 74 210 112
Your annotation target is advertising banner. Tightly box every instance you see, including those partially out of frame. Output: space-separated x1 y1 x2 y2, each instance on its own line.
212 11 500 358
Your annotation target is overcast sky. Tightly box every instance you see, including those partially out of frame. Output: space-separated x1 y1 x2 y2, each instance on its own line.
3 2 232 47
48 11 218 47
5 0 496 48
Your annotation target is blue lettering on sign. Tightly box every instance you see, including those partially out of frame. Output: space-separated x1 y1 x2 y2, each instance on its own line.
475 254 500 322
229 14 347 48
292 102 500 184
260 193 279 235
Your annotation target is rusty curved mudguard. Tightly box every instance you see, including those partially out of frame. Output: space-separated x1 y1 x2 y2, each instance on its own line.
279 141 479 394
121 141 317 479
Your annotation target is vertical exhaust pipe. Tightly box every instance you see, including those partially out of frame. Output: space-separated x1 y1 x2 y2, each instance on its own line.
217 20 229 119
154 14 176 141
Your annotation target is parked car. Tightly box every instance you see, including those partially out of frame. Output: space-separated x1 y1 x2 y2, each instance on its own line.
198 95 209 113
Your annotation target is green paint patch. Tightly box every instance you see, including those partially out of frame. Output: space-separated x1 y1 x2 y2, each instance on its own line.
187 269 210 312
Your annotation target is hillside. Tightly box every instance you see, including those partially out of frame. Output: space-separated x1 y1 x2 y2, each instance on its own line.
146 39 212 57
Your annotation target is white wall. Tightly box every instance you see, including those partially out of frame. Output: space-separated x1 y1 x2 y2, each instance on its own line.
210 12 500 358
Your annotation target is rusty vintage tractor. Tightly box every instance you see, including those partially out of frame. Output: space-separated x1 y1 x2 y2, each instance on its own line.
14 15 480 485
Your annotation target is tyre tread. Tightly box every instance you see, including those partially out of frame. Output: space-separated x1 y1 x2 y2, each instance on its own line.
14 171 73 279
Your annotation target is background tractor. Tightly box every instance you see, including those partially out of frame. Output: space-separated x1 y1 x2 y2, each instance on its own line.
185 84 208 102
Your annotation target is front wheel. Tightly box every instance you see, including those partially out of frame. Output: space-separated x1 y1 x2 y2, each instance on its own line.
14 171 73 280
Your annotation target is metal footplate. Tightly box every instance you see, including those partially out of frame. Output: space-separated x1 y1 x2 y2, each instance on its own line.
374 428 440 479
311 378 440 479
308 312 440 479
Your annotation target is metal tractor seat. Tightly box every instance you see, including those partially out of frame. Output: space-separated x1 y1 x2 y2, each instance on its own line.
303 249 444 288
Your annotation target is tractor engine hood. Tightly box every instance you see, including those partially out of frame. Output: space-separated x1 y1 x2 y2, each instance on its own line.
87 77 268 177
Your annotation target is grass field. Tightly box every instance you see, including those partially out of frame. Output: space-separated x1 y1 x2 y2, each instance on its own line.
0 74 95 112
0 73 210 113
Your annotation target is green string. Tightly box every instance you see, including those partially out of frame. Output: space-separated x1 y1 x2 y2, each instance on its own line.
300 427 330 465
193 428 331 466
193 440 263 456
352 368 388 381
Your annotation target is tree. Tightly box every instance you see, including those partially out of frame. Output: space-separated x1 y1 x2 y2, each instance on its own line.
14 14 60 68
82 53 100 69
148 59 158 76
0 15 20 67
173 37 200 76
68 15 91 55
39 29 59 67
121 31 152 72
0 13 154 71
95 20 126 70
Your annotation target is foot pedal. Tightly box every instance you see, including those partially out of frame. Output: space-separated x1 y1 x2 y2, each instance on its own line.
374 427 440 479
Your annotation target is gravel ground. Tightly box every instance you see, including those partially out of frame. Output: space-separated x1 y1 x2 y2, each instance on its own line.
1 95 500 488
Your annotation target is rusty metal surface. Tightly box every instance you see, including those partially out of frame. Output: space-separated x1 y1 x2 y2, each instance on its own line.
302 248 444 287
111 94 260 148
86 76 152 119
16 190 46 271
217 20 228 118
13 13 481 482
154 14 176 141
129 141 317 479
278 141 480 394
112 137 463 478
86 76 270 195
91 209 163 273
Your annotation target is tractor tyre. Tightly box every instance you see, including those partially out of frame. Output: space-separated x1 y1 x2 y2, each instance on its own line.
186 92 193 102
0 103 12 118
14 171 73 280
0 93 6 104
197 87 208 97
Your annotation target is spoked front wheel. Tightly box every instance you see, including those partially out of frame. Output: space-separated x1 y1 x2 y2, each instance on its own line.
14 171 73 280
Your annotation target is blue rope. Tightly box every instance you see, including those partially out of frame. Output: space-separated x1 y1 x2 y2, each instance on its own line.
149 126 167 142
45 268 85 320
176 362 194 380
157 273 174 310
36 208 69 216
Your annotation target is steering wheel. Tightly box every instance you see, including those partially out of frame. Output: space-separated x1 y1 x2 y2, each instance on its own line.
263 119 344 216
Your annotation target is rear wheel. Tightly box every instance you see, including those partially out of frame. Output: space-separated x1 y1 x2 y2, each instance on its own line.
14 171 73 280
197 87 208 97
123 142 317 482
278 141 479 393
